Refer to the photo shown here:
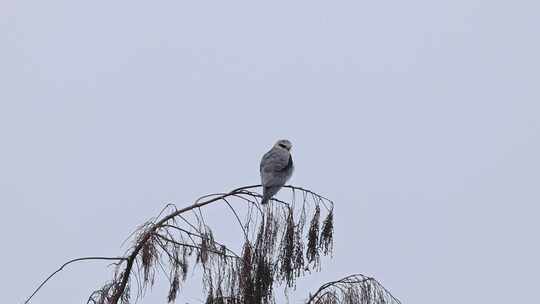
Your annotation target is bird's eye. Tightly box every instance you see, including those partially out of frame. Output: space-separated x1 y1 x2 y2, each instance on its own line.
279 143 288 149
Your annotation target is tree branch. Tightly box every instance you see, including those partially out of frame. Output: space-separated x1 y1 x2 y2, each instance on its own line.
25 257 127 304
109 185 269 303
25 184 337 304
305 273 401 304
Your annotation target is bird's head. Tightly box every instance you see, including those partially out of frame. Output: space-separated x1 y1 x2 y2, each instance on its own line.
274 139 293 151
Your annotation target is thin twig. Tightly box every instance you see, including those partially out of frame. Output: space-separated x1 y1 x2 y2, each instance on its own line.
25 257 127 304
154 234 238 259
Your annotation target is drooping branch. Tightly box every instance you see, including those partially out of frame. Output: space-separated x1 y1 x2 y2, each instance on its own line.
107 185 276 304
25 185 336 304
25 184 402 304
24 257 127 304
305 274 402 304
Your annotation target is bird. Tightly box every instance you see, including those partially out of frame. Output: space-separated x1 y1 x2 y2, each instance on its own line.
260 139 294 204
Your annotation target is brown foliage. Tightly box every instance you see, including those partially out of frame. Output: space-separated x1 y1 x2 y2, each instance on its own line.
27 185 400 304
85 185 334 304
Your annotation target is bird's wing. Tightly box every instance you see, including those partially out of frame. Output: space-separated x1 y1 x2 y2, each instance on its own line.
260 149 292 186
260 148 291 173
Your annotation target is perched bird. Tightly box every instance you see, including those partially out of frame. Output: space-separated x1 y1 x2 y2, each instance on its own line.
260 139 294 204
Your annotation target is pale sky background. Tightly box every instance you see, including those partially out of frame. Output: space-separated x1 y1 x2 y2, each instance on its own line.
2 1 539 303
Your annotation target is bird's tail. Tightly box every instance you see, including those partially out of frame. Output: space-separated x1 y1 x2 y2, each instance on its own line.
261 192 271 205
261 186 279 204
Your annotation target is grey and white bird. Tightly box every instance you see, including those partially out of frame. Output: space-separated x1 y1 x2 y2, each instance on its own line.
260 139 294 204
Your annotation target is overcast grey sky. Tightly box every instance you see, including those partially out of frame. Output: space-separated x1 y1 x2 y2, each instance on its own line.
2 1 539 303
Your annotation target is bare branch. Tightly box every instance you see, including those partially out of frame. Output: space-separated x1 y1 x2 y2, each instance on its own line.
25 257 127 304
